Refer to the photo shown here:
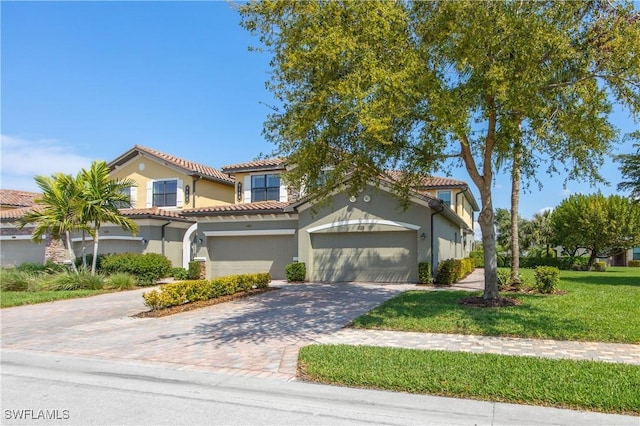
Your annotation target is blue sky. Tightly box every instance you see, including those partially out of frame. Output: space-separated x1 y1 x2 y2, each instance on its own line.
1 1 637 223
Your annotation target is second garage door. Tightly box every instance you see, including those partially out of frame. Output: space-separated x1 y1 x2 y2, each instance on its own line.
311 231 417 283
209 235 296 280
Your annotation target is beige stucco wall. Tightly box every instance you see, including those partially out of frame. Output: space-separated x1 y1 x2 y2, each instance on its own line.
110 156 233 209
424 188 474 229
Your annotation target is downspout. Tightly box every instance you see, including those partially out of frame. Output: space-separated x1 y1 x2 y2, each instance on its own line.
161 221 172 257
430 200 445 279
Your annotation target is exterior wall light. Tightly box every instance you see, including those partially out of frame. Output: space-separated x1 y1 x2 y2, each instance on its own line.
420 233 427 240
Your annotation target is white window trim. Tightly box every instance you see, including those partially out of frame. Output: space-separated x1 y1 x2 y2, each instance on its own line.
243 172 285 204
146 178 183 208
437 190 452 207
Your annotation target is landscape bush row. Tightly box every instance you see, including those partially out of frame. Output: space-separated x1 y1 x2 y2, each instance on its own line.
435 258 474 285
142 272 271 310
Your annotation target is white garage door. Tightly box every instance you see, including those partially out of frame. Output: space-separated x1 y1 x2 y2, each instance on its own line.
311 231 417 283
209 235 295 280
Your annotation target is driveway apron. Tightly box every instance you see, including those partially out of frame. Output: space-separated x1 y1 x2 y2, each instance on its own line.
1 283 413 380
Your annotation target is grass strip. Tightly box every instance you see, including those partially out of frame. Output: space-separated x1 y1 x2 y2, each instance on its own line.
1 290 107 308
298 344 640 415
352 268 640 343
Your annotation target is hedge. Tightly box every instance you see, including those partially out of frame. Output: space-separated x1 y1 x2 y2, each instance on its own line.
286 262 306 282
435 258 474 285
142 272 271 310
100 253 172 285
628 260 640 267
417 262 431 284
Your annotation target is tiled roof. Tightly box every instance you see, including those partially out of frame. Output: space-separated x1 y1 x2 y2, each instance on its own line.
183 201 290 215
384 171 468 188
0 189 40 208
110 145 234 185
221 158 287 173
0 206 40 220
118 207 194 221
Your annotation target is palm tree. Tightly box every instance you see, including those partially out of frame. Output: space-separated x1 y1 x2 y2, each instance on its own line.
79 161 138 274
17 173 86 273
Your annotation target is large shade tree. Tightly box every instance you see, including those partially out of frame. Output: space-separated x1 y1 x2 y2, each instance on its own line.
240 0 640 300
550 193 640 269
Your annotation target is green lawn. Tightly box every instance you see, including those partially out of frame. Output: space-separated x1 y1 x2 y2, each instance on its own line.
298 344 640 415
352 267 640 343
1 290 108 308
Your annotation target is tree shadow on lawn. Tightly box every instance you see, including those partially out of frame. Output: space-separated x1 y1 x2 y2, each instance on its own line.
352 290 591 341
157 283 408 347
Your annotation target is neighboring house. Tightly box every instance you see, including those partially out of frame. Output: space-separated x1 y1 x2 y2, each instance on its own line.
0 145 480 283
182 159 479 282
0 189 40 211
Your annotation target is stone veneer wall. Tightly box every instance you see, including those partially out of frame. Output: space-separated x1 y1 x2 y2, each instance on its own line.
45 237 71 264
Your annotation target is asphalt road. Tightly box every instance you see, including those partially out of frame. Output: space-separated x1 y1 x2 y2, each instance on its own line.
2 350 637 426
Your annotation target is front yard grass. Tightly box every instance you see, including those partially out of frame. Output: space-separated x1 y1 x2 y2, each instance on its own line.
1 290 108 308
298 344 640 415
352 267 640 343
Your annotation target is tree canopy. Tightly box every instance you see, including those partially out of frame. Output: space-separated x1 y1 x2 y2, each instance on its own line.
240 0 640 299
617 131 640 201
550 193 640 269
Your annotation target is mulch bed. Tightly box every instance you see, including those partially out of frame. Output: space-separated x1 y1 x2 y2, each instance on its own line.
458 295 521 308
132 287 277 318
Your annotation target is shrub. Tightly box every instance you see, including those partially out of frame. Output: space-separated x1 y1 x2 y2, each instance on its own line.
41 271 105 291
0 268 40 291
627 260 640 267
435 259 460 285
188 261 202 280
285 262 306 282
75 253 107 272
105 273 138 290
142 272 271 310
417 262 431 284
459 258 474 278
497 269 511 291
100 253 172 285
171 267 189 280
534 266 560 294
520 256 589 271
470 250 484 268
592 261 607 272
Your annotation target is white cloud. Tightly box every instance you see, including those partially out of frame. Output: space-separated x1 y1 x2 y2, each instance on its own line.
473 221 482 241
537 207 553 215
1 135 94 192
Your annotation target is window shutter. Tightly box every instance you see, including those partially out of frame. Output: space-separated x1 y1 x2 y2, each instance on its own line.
279 182 288 202
146 182 153 208
129 186 137 208
244 176 251 203
176 179 184 208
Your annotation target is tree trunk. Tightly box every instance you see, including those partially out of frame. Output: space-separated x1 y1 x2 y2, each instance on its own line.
478 195 499 300
64 231 78 274
587 249 598 271
91 227 99 275
510 142 522 286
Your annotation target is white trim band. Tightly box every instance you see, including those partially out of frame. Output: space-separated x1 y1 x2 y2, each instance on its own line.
307 219 420 234
203 229 296 237
0 235 45 241
70 236 143 242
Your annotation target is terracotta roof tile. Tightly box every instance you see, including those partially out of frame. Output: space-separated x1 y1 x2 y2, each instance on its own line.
221 158 286 173
0 190 41 208
0 206 40 220
132 145 234 185
183 201 290 215
384 171 468 188
118 207 194 221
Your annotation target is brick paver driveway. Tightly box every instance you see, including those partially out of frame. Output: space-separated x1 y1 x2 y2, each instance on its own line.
1 282 414 380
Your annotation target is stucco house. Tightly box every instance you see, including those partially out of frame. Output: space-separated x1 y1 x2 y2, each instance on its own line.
1 145 480 283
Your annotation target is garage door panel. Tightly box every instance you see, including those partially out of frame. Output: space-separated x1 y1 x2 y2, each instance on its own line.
209 235 295 280
311 231 416 283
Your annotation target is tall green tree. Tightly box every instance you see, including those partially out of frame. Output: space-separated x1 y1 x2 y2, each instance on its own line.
617 131 640 201
550 193 640 269
240 1 640 300
17 173 86 273
79 161 138 274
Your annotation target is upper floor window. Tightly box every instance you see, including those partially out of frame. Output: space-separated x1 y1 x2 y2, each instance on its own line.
437 190 452 207
251 174 280 202
115 187 132 209
153 180 177 207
